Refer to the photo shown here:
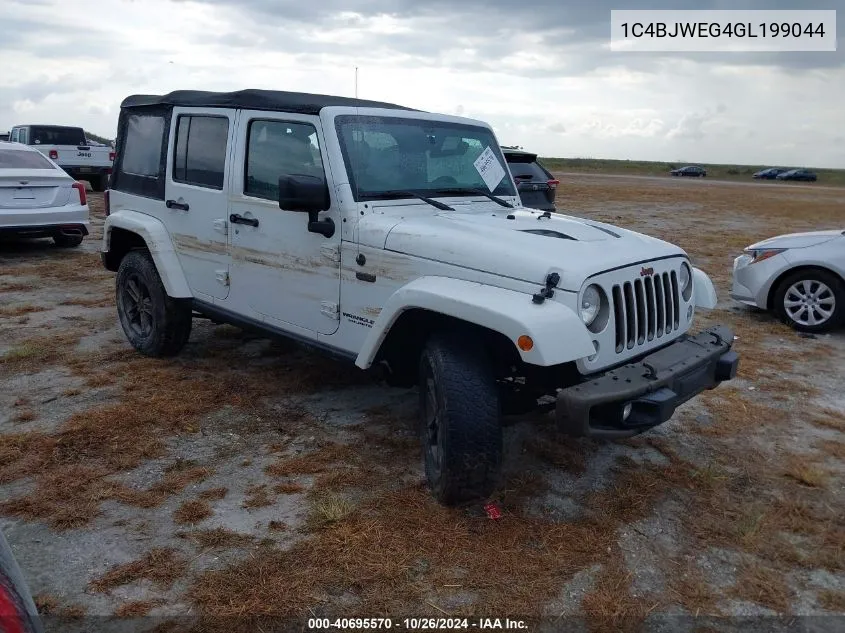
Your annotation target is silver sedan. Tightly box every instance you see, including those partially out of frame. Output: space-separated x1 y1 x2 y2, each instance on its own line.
731 230 845 333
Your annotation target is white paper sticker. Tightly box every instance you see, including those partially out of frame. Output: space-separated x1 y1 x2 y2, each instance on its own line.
473 146 506 192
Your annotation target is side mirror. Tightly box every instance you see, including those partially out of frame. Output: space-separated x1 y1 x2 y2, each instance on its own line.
278 174 335 238
278 174 329 213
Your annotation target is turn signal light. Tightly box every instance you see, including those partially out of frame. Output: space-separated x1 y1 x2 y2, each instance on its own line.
517 335 534 352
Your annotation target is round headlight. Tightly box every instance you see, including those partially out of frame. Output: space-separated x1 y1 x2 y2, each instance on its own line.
680 263 693 301
580 284 602 326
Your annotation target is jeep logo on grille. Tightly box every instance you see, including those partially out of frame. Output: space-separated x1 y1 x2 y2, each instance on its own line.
640 266 654 277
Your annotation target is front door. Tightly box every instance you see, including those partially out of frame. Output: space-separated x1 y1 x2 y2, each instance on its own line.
227 111 341 336
164 107 236 300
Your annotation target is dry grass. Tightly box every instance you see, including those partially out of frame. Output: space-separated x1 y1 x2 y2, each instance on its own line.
90 549 187 593
811 411 845 432
198 487 229 501
784 457 829 488
243 484 274 509
818 589 845 612
0 304 47 317
114 600 163 617
307 493 355 530
59 296 113 307
581 553 652 632
818 440 845 459
265 443 355 477
268 520 287 531
730 564 792 613
0 281 36 292
273 482 306 494
174 499 213 525
178 528 256 549
12 409 36 423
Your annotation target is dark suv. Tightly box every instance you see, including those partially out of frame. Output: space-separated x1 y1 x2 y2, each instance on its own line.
502 147 558 212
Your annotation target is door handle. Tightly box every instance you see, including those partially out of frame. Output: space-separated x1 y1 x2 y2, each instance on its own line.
166 200 189 211
230 213 259 227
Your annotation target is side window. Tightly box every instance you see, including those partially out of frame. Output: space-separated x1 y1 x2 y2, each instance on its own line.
17 128 28 144
10 129 18 143
172 115 229 189
244 120 325 202
113 112 168 199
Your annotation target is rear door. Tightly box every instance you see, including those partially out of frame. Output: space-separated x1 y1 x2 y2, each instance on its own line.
164 108 236 300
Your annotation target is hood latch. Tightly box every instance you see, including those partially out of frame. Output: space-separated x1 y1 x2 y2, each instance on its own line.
532 272 560 304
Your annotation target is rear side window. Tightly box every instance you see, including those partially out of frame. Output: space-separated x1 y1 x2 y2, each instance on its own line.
30 126 86 146
172 115 229 189
0 149 54 169
112 111 169 199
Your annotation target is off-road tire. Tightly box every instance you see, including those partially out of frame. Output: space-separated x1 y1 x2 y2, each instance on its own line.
116 250 192 356
773 268 845 334
53 234 83 248
419 331 502 506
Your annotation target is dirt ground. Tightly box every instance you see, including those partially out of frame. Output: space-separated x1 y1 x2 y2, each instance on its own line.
1 176 843 631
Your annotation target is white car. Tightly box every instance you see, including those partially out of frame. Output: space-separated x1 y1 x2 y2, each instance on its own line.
732 230 845 332
0 141 90 247
101 89 738 505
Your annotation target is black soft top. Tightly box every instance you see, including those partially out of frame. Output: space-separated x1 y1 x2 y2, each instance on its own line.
120 89 418 115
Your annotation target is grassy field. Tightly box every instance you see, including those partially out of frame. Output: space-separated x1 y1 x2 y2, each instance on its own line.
1 182 844 626
540 157 845 186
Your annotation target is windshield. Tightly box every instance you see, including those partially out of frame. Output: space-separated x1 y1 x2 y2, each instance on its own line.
335 115 517 201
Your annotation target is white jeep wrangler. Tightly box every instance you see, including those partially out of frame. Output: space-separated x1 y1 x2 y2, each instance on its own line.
101 89 738 506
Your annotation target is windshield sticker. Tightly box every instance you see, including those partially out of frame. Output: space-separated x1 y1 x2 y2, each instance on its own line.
473 146 506 192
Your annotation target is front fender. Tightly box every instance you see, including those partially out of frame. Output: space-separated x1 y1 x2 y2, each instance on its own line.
693 267 717 309
355 276 595 369
103 210 192 298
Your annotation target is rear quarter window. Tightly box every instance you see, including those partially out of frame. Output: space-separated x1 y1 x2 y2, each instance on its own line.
112 110 170 199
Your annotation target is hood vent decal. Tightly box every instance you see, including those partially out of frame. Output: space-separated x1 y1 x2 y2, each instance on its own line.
521 229 576 240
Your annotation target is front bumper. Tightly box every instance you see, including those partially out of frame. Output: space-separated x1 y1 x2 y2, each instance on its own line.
556 325 737 439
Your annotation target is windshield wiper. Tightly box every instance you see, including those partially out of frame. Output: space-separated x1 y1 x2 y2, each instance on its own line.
434 187 513 209
359 190 454 211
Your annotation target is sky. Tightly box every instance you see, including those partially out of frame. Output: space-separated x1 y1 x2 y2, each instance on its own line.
1 0 842 168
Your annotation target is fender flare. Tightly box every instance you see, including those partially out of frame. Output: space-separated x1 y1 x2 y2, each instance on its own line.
354 276 595 369
692 267 717 309
103 210 192 298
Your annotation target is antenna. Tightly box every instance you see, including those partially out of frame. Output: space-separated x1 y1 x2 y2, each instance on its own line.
355 66 358 99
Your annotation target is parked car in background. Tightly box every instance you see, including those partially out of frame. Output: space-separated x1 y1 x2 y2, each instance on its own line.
670 165 707 177
501 147 558 212
8 124 114 191
776 169 817 182
0 141 90 247
0 132 9 142
732 229 845 333
752 168 786 180
0 528 44 633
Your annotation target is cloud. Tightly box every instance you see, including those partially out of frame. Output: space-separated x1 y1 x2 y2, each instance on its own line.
0 0 842 167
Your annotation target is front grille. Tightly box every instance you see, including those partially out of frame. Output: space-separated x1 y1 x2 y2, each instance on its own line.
612 271 680 353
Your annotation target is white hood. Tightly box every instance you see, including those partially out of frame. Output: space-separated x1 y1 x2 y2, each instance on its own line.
359 206 686 290
748 229 843 250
